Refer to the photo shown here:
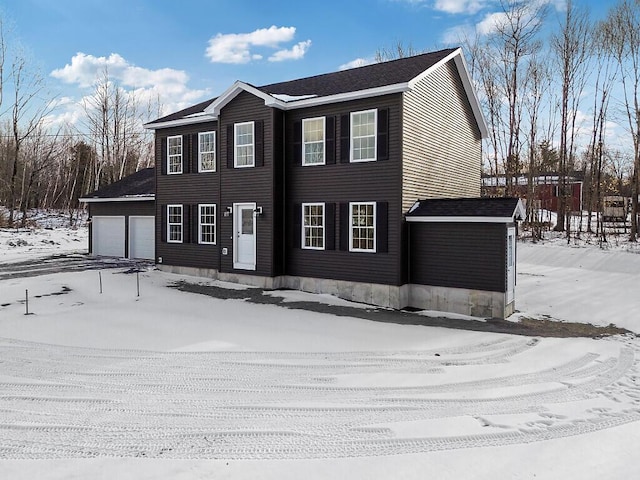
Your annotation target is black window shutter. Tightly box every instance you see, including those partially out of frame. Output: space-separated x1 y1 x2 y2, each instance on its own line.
182 204 190 243
191 133 199 172
293 203 302 248
255 120 264 167
182 135 191 173
160 138 167 175
325 116 336 165
160 205 167 242
325 202 336 250
339 202 349 251
377 108 389 161
191 204 199 244
293 120 302 165
340 114 350 163
226 124 234 168
376 201 388 253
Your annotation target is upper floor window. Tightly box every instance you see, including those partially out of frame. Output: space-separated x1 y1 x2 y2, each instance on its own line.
351 110 377 162
199 204 216 244
302 203 325 250
302 117 325 166
167 136 183 174
199 132 216 172
349 202 376 252
235 121 254 168
167 204 183 243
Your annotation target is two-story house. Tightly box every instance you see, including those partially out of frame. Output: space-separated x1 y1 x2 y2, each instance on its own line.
143 47 523 318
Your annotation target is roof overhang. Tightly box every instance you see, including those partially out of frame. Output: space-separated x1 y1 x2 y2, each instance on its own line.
79 195 155 203
406 198 526 223
144 115 216 130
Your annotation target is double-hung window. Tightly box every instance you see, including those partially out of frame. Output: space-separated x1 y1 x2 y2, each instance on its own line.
199 204 216 244
302 117 325 166
351 109 377 162
235 122 254 167
167 136 183 174
302 203 325 250
199 132 216 172
349 202 376 252
167 205 183 243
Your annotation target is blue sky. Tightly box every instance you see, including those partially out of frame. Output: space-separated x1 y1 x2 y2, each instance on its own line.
1 0 612 124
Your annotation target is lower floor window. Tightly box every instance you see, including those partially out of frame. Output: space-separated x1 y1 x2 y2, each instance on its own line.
199 204 216 244
350 202 375 252
302 203 324 249
167 205 183 243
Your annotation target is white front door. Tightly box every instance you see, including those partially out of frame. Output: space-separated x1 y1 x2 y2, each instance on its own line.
233 203 256 270
506 227 516 305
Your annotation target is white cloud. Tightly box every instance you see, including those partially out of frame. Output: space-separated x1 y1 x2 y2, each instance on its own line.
339 58 375 70
49 52 210 127
475 11 510 36
206 26 310 64
269 40 312 62
441 24 476 45
434 0 488 15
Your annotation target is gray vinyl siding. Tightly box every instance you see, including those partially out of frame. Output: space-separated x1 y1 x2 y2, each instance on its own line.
409 222 507 292
155 120 221 270
88 200 154 257
285 95 403 285
402 59 482 212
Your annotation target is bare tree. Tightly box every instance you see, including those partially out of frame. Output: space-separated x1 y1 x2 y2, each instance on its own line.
601 0 640 241
374 40 420 63
550 0 592 237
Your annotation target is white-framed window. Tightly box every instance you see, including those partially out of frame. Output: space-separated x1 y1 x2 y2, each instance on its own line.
167 135 183 174
351 109 377 162
234 121 254 167
199 204 216 244
199 131 216 172
349 202 376 252
302 203 325 250
302 117 325 166
167 204 183 243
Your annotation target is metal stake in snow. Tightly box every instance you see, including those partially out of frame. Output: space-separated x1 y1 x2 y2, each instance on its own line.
136 271 140 297
99 271 103 294
25 289 30 315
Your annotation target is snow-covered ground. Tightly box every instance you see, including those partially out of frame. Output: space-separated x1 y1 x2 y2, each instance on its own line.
1 215 639 479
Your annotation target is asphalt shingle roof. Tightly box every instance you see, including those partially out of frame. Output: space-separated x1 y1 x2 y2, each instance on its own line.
84 168 155 199
147 48 457 125
406 197 523 218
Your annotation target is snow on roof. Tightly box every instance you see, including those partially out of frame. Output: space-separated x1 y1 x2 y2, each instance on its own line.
270 93 318 102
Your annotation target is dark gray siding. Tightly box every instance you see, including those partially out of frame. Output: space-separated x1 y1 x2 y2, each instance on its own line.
88 200 154 257
409 222 508 292
284 94 404 285
155 120 221 269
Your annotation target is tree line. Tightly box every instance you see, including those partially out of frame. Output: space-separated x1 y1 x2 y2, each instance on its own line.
0 18 159 228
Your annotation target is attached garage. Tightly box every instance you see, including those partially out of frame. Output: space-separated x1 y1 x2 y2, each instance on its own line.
92 216 125 257
129 216 155 260
80 168 155 260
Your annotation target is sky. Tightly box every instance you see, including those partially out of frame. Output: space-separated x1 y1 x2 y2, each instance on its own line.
0 0 614 126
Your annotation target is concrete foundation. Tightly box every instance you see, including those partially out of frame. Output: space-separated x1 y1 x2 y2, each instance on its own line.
157 265 512 319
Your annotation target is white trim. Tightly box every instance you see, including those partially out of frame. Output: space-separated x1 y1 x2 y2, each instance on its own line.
198 131 216 172
406 216 516 223
167 204 183 243
167 135 183 175
144 115 216 130
301 202 325 250
198 204 217 245
233 202 257 270
234 121 255 168
349 201 376 253
350 109 378 163
205 81 277 116
302 117 326 166
80 196 154 203
280 84 410 109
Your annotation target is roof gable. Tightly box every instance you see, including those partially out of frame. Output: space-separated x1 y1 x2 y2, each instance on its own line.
80 168 155 202
406 197 525 223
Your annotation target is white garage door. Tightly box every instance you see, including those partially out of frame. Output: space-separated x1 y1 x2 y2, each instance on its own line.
92 216 125 257
129 216 155 260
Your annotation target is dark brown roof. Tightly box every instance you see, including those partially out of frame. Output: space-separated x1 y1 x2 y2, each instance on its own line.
147 48 457 125
406 197 524 219
84 168 155 199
